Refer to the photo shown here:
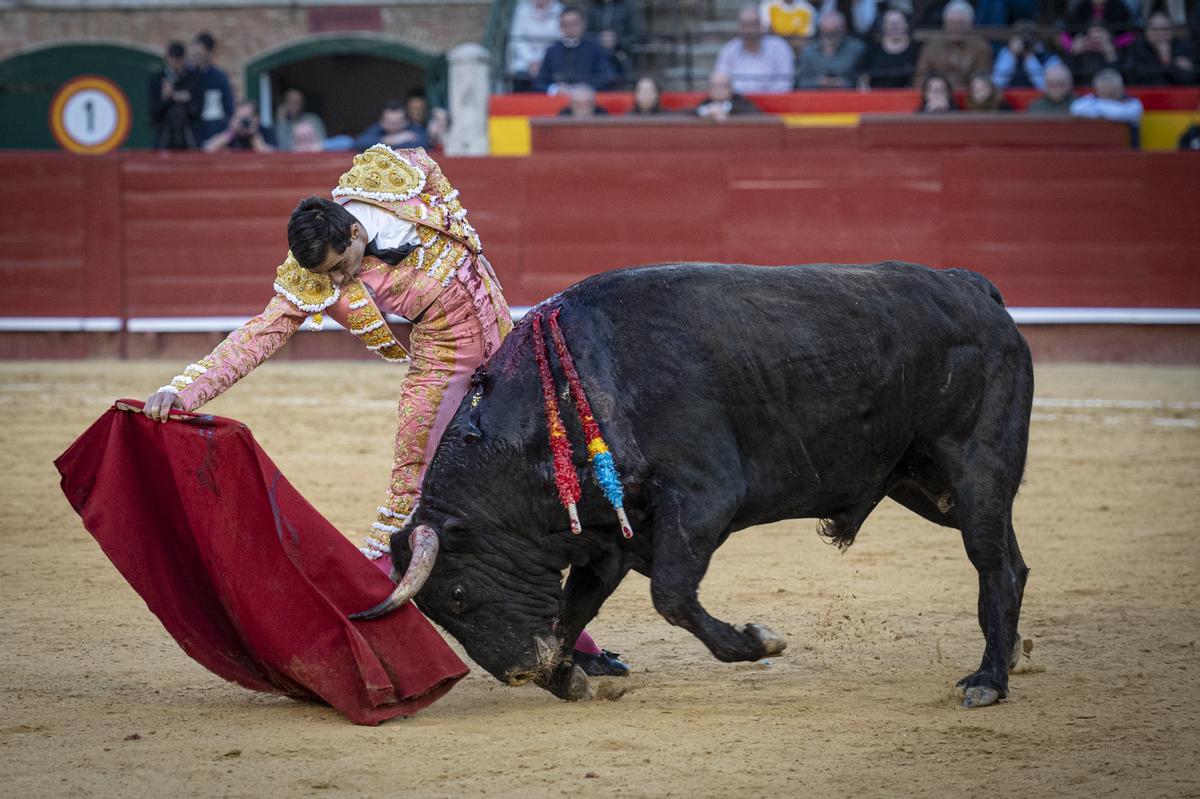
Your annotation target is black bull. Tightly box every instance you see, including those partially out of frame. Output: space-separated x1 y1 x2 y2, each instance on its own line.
354 262 1034 708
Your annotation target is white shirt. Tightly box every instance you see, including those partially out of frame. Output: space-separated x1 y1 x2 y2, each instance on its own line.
344 200 419 251
1069 94 1144 126
714 34 796 94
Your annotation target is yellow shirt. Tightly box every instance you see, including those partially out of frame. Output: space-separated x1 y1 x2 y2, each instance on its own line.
761 0 816 37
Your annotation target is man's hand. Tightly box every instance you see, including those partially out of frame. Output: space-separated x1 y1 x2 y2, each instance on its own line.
144 391 182 423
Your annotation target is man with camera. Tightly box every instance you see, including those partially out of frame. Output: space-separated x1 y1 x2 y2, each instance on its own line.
204 100 276 153
149 41 202 150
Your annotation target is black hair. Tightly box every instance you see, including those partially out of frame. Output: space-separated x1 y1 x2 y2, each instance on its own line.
166 41 186 59
287 197 355 269
561 6 584 19
195 32 215 51
405 87 427 102
383 97 406 112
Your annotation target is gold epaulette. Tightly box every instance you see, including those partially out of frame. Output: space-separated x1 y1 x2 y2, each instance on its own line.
273 253 340 313
332 144 427 203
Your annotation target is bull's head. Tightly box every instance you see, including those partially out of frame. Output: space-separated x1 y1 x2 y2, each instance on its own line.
351 521 577 695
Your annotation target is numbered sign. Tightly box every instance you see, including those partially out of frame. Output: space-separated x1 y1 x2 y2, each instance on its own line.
49 75 132 155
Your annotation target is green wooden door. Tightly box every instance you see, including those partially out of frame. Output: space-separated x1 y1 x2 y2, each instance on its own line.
0 43 160 150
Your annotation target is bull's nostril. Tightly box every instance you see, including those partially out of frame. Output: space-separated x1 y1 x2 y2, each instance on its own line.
508 671 535 686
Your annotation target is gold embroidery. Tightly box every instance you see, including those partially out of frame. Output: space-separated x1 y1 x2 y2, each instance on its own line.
332 145 426 203
273 253 339 312
342 278 409 363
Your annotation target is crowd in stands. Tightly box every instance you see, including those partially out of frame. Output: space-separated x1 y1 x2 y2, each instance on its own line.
149 31 447 154
503 0 1199 145
506 0 1198 93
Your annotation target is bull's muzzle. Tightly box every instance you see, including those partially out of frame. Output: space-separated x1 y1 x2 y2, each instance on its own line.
349 526 439 620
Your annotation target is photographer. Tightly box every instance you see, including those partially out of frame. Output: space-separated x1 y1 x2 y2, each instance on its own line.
992 21 1065 90
204 100 276 153
149 41 202 150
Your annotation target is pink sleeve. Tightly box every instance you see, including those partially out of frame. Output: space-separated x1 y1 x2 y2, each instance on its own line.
158 294 306 412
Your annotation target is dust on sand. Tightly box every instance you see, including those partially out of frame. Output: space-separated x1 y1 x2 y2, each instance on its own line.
1 362 1197 798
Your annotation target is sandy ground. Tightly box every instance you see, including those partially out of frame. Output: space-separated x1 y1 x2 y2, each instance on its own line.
1 360 1198 798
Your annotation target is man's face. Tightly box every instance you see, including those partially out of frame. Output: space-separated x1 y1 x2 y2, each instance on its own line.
189 41 210 67
881 11 907 37
1094 77 1122 100
380 109 407 135
1044 70 1072 101
738 8 763 44
406 96 429 124
819 15 846 42
944 9 971 36
309 223 367 286
1146 15 1172 48
282 90 304 117
561 11 584 40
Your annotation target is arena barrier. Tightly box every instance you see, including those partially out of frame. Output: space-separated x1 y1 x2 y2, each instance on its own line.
1 149 1197 362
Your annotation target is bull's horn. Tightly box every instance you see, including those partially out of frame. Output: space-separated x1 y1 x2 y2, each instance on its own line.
349 526 440 620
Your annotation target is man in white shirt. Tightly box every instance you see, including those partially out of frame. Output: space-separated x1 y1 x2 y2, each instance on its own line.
715 4 797 94
1070 68 1144 146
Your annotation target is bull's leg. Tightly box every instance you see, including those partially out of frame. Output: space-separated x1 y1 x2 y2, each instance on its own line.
538 561 631 701
648 499 786 662
946 467 1026 708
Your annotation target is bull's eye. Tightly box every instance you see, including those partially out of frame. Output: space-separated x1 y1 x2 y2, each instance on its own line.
448 584 468 613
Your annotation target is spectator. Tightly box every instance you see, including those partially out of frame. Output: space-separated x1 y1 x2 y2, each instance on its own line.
149 40 201 150
189 32 235 143
1026 62 1078 111
404 88 433 141
917 73 959 110
588 0 645 82
849 0 916 38
858 9 921 88
427 107 451 150
1124 13 1197 84
1070 67 1144 144
274 89 327 152
628 76 668 114
289 119 325 152
914 1 994 90
535 6 617 92
204 100 275 153
715 5 796 94
693 72 764 119
1066 23 1124 84
796 11 867 88
759 0 817 38
993 21 1066 89
558 83 610 116
354 98 429 151
966 73 1014 109
508 0 565 92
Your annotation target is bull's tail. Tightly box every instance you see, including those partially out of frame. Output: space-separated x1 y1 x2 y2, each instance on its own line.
946 268 1005 308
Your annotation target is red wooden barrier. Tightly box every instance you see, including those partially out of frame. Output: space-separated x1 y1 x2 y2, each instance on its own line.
1 150 1197 347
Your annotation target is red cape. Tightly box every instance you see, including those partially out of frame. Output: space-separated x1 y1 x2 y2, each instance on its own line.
55 401 468 725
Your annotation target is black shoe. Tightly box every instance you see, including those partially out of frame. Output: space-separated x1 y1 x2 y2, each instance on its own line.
573 649 630 677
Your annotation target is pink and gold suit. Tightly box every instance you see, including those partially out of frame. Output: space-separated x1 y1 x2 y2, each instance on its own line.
159 145 513 558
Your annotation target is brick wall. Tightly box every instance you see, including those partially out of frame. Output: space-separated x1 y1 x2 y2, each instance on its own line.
0 2 492 97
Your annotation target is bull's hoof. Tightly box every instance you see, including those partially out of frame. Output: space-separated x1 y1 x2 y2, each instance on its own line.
954 671 1006 708
747 623 788 657
538 663 593 702
962 686 1000 708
